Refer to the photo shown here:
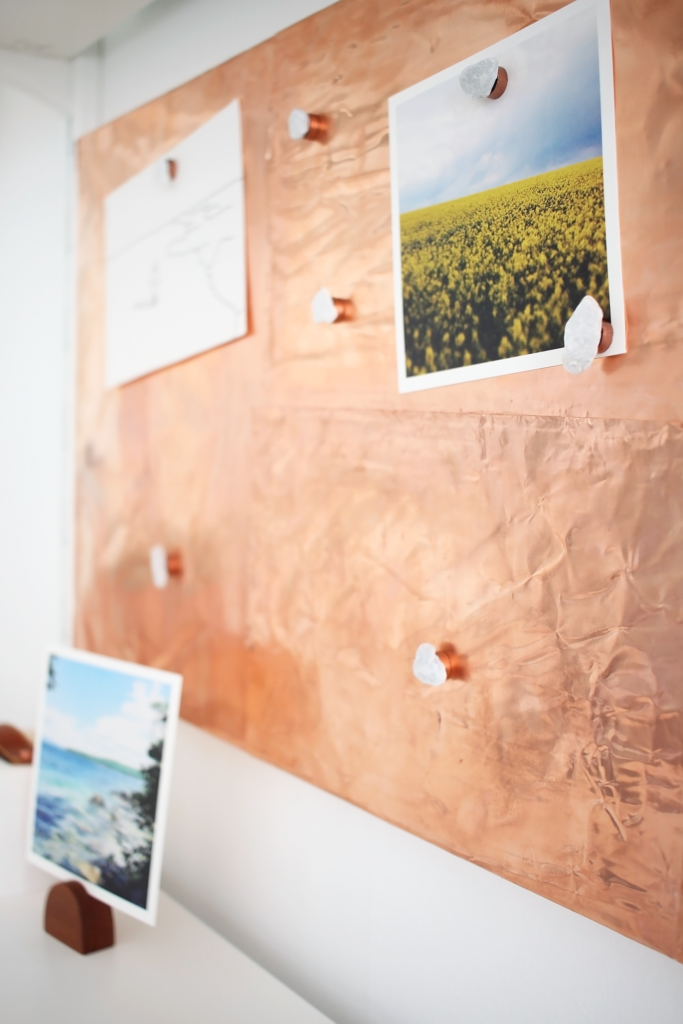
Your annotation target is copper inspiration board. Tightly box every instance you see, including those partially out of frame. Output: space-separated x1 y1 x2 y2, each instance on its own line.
76 0 683 958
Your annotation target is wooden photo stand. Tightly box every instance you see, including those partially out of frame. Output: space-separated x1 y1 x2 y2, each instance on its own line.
44 881 115 954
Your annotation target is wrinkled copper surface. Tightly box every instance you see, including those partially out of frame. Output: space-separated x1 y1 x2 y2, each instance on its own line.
76 0 683 958
248 409 683 958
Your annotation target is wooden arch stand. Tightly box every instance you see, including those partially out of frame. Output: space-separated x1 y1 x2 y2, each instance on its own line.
44 881 115 954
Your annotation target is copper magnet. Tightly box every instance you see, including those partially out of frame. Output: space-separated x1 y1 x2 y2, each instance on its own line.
166 550 184 577
288 108 330 143
311 287 354 324
332 297 354 323
488 67 508 100
597 319 613 353
150 543 184 588
305 113 329 142
436 644 469 681
563 297 614 374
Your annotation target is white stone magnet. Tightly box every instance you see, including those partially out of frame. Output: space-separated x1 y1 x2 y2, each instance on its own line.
412 643 447 687
562 295 605 374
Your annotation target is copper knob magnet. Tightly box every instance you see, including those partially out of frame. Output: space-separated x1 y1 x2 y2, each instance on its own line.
311 288 354 324
332 297 353 322
489 67 508 100
597 320 613 353
288 109 330 143
436 644 469 681
412 642 469 686
166 550 184 577
305 113 329 142
150 544 184 588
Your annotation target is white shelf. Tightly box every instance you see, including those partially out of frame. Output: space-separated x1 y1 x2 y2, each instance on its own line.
0 887 334 1024
0 762 45 898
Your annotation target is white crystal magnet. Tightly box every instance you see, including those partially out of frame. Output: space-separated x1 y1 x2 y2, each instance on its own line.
562 296 612 375
459 58 507 99
311 288 353 324
149 544 184 588
288 109 311 140
288 109 329 142
150 544 169 589
412 644 448 687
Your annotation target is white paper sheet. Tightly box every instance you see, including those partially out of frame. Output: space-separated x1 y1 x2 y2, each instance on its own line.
105 99 247 388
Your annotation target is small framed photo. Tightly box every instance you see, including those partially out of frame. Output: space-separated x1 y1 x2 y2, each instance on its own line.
27 647 182 925
389 0 625 392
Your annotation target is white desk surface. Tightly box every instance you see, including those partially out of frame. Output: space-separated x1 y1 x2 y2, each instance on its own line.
0 887 334 1024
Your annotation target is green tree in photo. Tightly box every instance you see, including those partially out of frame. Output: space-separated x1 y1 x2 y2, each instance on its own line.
96 703 167 908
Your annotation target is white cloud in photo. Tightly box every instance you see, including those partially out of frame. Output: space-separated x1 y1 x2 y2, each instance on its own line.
396 6 602 213
43 679 167 770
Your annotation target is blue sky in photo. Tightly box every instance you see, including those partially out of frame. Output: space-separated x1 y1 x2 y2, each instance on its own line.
396 5 602 213
42 655 169 769
48 656 137 723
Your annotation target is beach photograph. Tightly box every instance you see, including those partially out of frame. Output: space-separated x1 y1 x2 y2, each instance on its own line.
31 653 172 911
391 1 612 384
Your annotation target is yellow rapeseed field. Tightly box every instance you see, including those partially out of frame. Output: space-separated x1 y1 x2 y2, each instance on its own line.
400 157 609 375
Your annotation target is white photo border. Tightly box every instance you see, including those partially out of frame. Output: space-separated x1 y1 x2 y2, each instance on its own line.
26 645 183 926
388 0 625 394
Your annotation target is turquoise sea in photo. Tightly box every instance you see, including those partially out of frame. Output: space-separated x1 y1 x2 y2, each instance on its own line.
34 741 147 886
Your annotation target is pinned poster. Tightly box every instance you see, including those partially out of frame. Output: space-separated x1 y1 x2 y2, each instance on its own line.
105 99 247 388
389 0 625 392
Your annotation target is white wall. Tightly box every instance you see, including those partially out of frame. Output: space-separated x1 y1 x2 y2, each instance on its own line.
72 0 339 136
0 48 70 115
3 3 683 1022
0 74 71 730
0 762 46 897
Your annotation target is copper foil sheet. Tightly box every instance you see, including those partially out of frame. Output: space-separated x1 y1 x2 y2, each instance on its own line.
75 0 683 958
246 410 683 957
265 0 683 419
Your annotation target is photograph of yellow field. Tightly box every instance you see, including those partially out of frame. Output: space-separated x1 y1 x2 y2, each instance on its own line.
401 158 608 375
389 0 623 390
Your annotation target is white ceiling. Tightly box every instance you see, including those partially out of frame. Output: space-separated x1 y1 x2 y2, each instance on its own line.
0 0 157 59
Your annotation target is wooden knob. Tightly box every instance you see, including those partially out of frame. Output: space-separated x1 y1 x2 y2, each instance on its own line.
0 724 32 764
288 109 330 143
